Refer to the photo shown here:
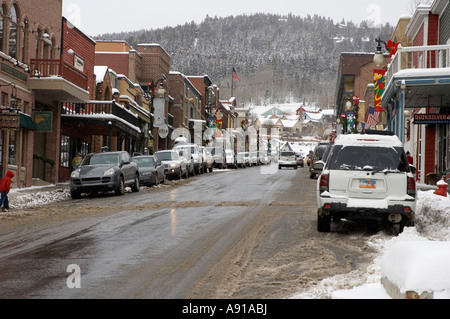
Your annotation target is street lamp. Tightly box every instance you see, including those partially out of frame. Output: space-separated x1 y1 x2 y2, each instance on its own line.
374 38 389 67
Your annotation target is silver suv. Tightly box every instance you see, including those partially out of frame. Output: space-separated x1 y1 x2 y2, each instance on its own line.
316 131 416 234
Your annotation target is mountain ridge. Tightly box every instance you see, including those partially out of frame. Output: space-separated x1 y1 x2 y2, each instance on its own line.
97 13 394 106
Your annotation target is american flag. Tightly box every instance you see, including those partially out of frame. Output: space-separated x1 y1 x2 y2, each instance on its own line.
232 68 241 82
366 106 380 128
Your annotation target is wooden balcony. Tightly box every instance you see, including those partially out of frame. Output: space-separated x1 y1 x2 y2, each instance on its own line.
30 58 88 91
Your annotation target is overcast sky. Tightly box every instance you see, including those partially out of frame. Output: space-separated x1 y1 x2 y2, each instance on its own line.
62 0 415 36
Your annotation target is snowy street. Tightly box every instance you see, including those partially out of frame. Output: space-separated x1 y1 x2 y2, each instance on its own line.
1 167 449 299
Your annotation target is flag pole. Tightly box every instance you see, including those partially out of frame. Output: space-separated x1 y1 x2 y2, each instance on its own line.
231 68 234 98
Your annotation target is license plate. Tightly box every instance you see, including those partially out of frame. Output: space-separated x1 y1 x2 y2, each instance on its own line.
360 180 377 189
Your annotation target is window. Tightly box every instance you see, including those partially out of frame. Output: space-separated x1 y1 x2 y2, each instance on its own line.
61 135 70 168
0 5 4 52
21 19 28 63
327 146 408 172
9 5 18 59
8 130 17 165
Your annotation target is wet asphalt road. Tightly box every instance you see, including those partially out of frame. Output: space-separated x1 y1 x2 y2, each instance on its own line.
0 163 367 299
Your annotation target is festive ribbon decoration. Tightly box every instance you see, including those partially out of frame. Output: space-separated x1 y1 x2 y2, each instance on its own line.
387 40 400 58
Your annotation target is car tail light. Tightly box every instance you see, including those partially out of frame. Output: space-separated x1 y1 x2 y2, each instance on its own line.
320 173 329 192
407 176 416 197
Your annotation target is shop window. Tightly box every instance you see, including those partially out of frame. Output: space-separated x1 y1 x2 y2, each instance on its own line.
8 4 18 59
8 130 17 165
61 135 70 168
81 142 89 156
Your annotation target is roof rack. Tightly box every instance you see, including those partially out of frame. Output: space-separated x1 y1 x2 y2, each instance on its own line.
361 130 395 136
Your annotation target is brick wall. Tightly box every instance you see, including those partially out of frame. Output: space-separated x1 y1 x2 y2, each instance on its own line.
62 18 96 99
95 52 130 78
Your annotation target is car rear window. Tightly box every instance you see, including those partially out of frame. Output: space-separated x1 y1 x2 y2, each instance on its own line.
281 152 295 157
327 146 409 172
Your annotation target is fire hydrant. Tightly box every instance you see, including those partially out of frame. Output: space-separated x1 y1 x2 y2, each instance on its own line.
434 178 448 197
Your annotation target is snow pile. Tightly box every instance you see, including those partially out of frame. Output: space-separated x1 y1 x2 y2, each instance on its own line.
381 241 450 296
9 186 70 209
415 190 450 241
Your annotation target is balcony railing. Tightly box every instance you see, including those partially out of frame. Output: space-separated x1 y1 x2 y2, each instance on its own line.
30 58 89 91
386 44 450 86
63 101 140 128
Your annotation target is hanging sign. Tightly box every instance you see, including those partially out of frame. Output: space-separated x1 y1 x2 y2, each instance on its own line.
153 98 165 128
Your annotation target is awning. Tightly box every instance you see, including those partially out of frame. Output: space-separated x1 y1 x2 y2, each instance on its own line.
19 113 36 131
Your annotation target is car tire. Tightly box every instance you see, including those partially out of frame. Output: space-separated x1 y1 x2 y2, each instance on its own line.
115 176 125 196
131 174 140 192
70 189 81 199
317 208 331 233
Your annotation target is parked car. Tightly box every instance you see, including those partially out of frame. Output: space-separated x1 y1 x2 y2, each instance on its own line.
132 155 165 186
278 150 298 170
310 143 329 179
316 131 416 234
176 148 195 177
201 146 214 173
225 149 237 169
207 146 226 169
295 152 304 167
155 150 188 180
236 152 250 168
173 143 203 175
249 151 260 166
70 151 140 199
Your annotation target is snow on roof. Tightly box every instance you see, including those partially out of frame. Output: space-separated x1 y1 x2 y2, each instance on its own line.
281 119 298 128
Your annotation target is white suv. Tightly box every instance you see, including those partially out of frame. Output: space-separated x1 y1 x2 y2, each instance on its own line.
316 131 416 234
279 151 298 170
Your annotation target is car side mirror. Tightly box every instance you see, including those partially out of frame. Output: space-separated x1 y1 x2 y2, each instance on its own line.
313 162 324 171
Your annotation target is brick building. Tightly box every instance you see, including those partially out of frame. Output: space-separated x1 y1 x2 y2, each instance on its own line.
94 41 171 151
0 0 90 188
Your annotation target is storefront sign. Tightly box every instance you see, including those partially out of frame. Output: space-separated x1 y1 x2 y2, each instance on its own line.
34 111 53 132
414 114 450 125
0 111 19 129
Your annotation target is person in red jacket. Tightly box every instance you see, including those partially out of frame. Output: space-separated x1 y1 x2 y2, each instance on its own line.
0 170 15 212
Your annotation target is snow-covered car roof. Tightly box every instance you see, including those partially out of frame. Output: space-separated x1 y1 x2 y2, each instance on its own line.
334 132 403 148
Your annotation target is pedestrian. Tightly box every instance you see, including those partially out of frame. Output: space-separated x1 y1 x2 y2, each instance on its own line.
406 151 414 165
0 170 15 213
72 152 83 169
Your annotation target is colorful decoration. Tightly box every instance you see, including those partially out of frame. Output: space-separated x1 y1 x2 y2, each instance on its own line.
346 110 355 133
374 69 387 113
